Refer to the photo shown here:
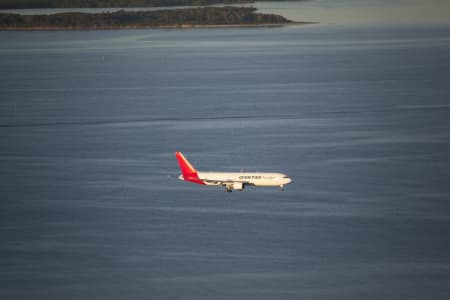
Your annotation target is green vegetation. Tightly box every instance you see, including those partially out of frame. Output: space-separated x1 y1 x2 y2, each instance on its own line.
0 7 292 29
0 0 252 9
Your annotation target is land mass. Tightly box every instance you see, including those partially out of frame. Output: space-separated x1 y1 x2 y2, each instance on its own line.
0 0 299 9
0 7 306 30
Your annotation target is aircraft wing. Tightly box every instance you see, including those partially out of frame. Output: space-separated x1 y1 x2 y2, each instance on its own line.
200 178 254 192
201 178 254 186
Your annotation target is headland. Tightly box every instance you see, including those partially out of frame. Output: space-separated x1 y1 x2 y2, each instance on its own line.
0 7 314 30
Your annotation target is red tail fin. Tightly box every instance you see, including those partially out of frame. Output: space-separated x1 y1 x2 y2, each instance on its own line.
175 152 205 185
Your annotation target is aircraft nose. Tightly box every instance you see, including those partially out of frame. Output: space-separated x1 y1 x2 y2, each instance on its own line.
285 177 292 184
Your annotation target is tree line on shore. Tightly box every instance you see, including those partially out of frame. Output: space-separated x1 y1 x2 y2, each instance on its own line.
0 0 255 9
0 7 291 28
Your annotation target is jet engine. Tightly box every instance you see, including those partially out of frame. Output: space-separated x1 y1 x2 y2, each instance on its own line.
233 182 244 191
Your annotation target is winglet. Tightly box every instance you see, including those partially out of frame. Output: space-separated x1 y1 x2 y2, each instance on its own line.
175 152 205 185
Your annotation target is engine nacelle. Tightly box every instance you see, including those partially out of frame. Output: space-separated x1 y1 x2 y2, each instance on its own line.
232 182 244 191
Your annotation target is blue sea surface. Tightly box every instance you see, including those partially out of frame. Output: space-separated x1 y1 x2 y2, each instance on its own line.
1 23 450 299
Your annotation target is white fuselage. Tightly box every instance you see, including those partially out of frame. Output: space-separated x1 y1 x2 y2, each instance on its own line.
179 172 292 187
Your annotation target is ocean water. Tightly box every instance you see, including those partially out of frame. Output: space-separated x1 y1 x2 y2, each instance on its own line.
1 22 450 299
254 0 450 25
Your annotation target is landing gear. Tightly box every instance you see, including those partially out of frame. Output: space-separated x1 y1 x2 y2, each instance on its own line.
224 185 233 192
280 185 285 191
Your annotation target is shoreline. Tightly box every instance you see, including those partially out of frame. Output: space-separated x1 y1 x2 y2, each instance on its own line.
0 21 316 31
0 7 314 31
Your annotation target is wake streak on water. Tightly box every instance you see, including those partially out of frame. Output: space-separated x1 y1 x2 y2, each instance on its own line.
2 104 450 128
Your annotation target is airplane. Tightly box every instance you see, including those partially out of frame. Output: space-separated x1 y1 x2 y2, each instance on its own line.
175 151 292 192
